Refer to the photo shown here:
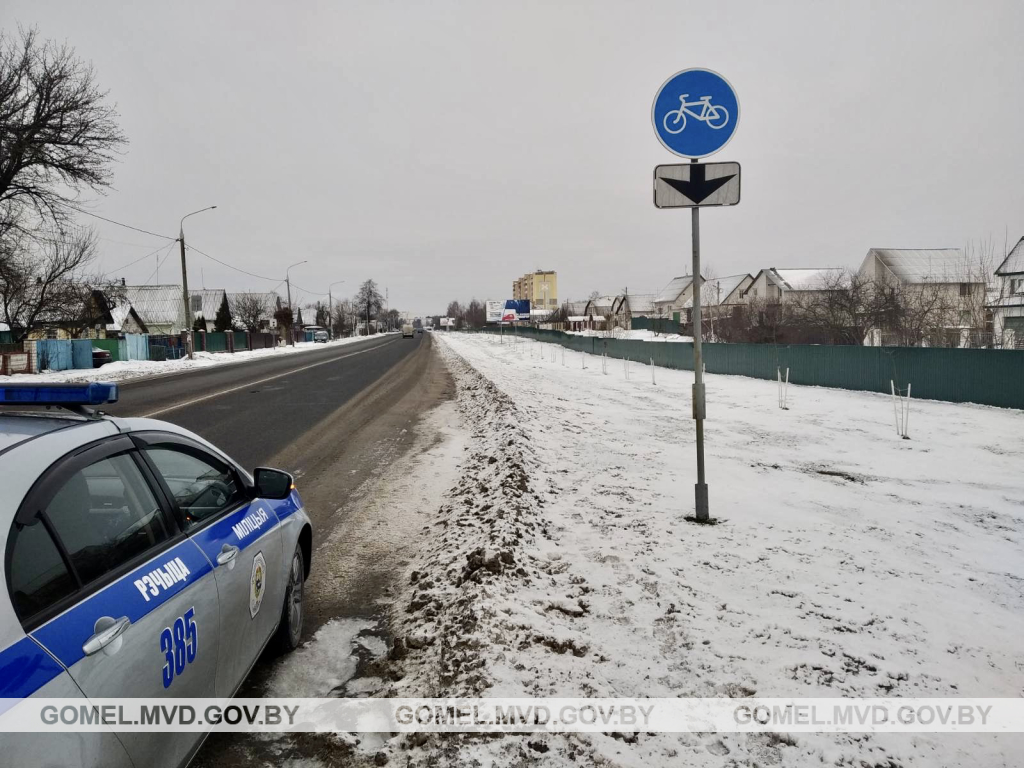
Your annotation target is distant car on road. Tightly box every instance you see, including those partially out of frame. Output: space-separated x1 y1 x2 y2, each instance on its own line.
313 330 329 343
92 347 112 368
402 324 414 338
0 383 313 768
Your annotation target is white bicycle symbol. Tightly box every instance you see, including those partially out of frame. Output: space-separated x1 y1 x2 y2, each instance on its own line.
662 94 729 134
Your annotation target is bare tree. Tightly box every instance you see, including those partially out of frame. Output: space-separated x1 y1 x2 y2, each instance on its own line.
273 306 294 340
230 292 272 332
788 269 880 345
446 300 465 329
0 226 97 341
545 301 569 328
875 280 959 347
957 240 997 347
382 308 401 330
354 279 384 333
0 28 127 235
332 299 354 337
725 297 790 344
314 301 330 328
464 299 486 329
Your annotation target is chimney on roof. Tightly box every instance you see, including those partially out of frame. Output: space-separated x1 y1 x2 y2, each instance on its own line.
121 277 126 286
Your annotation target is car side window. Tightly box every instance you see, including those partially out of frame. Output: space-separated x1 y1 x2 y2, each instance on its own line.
44 453 173 587
8 519 77 621
142 444 246 531
7 449 174 623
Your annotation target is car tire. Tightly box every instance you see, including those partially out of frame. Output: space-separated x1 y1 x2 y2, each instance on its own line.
273 544 304 653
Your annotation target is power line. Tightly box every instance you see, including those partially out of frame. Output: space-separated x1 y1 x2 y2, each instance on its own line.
58 202 177 241
99 236 177 249
139 242 178 286
107 242 178 275
184 243 282 283
289 282 329 298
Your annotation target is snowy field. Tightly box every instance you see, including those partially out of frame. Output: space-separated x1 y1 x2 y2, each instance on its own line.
388 332 1024 767
0 333 395 385
565 328 694 342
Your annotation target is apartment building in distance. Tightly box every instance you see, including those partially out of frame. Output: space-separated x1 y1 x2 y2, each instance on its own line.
512 270 558 309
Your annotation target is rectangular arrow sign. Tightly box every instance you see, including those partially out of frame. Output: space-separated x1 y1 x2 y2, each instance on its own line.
653 162 741 209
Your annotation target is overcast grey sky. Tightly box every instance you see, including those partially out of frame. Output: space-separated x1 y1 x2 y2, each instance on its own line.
3 0 1023 316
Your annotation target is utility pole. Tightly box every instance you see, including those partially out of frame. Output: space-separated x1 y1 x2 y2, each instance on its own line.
178 206 217 360
179 232 190 358
285 260 307 346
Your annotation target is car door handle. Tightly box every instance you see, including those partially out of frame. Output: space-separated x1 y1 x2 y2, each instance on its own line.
82 616 131 656
217 544 239 566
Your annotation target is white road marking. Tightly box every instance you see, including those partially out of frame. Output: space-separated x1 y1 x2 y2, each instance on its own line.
141 338 398 418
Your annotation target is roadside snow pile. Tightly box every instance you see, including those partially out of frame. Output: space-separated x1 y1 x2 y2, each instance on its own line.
387 333 1024 767
0 334 393 385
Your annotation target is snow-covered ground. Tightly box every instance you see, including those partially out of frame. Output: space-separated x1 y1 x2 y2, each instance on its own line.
387 333 1024 767
0 334 394 385
565 328 693 342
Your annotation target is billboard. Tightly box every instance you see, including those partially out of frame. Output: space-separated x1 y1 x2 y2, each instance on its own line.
485 301 504 323
486 299 531 323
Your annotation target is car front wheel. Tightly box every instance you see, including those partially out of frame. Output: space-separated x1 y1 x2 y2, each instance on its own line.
274 544 304 653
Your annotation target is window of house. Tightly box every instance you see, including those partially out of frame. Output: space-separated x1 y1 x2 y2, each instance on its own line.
960 283 971 297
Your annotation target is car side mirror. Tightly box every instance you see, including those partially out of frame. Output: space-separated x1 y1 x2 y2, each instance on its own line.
253 467 294 500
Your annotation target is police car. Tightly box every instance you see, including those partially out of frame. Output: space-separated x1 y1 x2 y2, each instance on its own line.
0 383 312 768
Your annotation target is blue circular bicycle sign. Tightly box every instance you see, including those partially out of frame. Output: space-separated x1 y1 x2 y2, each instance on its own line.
652 68 739 159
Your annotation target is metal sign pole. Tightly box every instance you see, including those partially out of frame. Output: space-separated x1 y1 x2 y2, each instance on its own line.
652 67 738 525
690 164 709 521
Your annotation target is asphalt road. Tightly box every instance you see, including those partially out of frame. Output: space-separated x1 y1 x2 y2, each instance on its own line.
107 333 418 472
107 330 456 768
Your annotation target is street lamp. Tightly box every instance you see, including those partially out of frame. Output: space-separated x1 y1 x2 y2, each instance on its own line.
285 260 307 346
328 280 346 338
179 206 217 359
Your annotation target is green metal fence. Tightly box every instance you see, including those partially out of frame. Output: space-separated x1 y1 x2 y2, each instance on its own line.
479 328 1024 410
91 338 123 362
630 316 685 335
205 332 229 353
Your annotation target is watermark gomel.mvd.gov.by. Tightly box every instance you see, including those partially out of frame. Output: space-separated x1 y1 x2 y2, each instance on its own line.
1 698 1019 734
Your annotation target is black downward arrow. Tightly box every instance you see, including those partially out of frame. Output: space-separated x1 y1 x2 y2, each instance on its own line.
661 164 735 204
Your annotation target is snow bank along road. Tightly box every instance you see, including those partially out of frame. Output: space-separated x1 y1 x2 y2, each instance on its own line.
380 333 1024 768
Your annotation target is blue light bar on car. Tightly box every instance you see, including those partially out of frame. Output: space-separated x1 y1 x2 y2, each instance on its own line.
0 382 119 406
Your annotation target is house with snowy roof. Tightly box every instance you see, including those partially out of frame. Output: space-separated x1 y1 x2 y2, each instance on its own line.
653 275 702 322
858 248 989 346
124 285 229 334
989 237 1024 347
741 267 845 304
